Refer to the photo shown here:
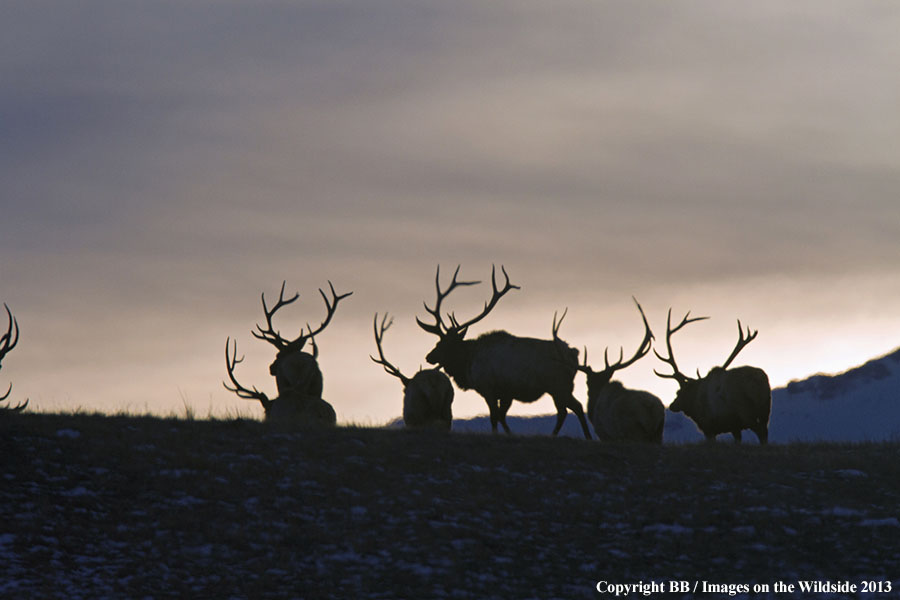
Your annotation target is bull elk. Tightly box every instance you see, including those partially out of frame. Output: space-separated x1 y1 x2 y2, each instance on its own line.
654 309 771 444
224 338 336 426
569 299 664 443
417 265 591 439
1 304 27 412
371 313 454 430
223 281 352 426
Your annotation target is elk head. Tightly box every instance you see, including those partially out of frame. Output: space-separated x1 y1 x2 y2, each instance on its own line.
576 298 654 398
416 265 519 369
252 280 352 397
654 308 757 413
0 304 26 412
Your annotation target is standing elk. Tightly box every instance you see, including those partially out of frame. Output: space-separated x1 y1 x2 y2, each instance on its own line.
223 281 352 426
1 304 27 412
371 313 454 430
417 265 591 439
654 309 771 444
567 299 665 443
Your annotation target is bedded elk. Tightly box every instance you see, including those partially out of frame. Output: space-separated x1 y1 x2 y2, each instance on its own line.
417 265 591 439
1 304 27 412
654 310 771 444
224 338 336 426
371 313 454 430
222 281 352 425
568 300 665 443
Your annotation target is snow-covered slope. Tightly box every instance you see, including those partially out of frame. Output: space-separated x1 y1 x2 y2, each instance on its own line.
768 346 900 443
451 347 900 443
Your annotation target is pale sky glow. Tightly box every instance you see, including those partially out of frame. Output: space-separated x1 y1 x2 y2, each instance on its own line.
2 1 900 424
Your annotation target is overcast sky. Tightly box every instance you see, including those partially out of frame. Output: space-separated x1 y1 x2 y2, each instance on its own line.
2 1 899 424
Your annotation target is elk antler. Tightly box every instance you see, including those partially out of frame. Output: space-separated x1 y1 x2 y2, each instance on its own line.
0 304 22 406
252 281 352 351
720 320 758 369
577 298 655 376
370 313 410 385
653 308 709 384
416 265 480 336
302 281 354 342
598 298 656 374
551 307 568 342
0 304 18 365
224 337 272 411
446 265 520 334
252 281 300 350
550 307 583 372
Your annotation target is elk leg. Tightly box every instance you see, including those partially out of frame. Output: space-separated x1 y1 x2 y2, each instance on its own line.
753 426 768 445
554 394 592 440
497 398 513 434
485 397 500 432
550 396 570 437
484 398 509 433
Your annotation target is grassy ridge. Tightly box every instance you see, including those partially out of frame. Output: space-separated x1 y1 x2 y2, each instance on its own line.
2 413 899 598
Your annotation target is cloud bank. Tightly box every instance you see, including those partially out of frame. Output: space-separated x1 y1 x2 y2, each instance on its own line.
2 1 899 422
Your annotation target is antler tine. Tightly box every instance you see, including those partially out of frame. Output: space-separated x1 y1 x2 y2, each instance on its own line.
0 303 19 361
302 281 353 342
607 297 656 370
223 337 271 408
551 307 568 341
416 265 480 336
720 319 758 369
370 312 410 385
1 304 21 408
549 308 584 372
0 394 28 411
252 281 300 349
303 323 319 359
653 307 708 383
451 264 520 332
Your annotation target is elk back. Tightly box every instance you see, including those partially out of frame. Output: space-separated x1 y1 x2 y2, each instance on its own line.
464 332 578 401
687 367 771 437
588 381 665 442
267 392 336 427
403 369 454 430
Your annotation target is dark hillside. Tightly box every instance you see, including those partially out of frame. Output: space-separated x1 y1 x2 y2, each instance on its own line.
2 413 899 598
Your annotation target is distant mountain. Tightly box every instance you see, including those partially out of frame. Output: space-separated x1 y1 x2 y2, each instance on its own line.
450 347 900 443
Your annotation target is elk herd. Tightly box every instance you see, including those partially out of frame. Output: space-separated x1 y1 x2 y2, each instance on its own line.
1 265 774 444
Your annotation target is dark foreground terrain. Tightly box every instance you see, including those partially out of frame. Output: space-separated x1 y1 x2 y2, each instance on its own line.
2 413 899 599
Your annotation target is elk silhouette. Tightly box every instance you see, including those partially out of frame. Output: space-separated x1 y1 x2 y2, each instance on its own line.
567 299 665 443
654 309 771 444
1 304 27 412
223 281 352 426
417 265 591 439
371 313 454 430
